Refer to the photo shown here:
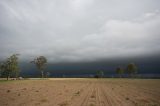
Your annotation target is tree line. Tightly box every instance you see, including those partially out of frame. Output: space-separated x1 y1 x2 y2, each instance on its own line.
0 54 138 80
116 63 137 78
95 63 137 78
0 54 47 80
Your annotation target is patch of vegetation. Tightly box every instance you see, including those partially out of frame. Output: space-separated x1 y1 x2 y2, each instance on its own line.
90 95 95 98
40 99 48 103
7 90 10 93
74 91 80 96
22 88 27 90
90 103 95 106
0 80 13 83
126 97 130 100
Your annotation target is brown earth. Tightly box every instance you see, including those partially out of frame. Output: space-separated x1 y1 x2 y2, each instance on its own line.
0 78 160 106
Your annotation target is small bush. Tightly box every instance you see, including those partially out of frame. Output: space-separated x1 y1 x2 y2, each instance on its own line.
7 90 10 93
126 97 129 100
40 99 48 103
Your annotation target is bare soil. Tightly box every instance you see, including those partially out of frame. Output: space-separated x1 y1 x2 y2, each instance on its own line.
0 78 160 106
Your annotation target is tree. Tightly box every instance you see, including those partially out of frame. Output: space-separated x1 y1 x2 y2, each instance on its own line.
95 70 104 78
45 72 50 78
116 67 124 78
0 54 20 80
10 54 20 78
31 56 47 78
126 63 138 77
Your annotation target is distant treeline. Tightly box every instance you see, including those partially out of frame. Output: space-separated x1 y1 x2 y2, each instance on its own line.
0 54 159 80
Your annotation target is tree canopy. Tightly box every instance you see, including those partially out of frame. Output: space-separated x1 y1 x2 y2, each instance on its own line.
95 70 104 78
0 54 20 80
116 67 124 77
31 56 47 78
127 63 138 75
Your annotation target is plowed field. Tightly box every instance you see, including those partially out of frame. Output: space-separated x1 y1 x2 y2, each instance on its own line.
0 78 160 106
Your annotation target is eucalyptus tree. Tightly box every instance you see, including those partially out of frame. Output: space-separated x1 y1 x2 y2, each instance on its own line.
31 56 47 78
0 54 20 80
96 70 104 78
116 67 124 78
127 63 138 77
10 54 20 78
46 72 50 78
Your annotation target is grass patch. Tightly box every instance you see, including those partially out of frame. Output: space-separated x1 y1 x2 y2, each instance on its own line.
0 80 14 83
27 78 49 80
74 91 80 96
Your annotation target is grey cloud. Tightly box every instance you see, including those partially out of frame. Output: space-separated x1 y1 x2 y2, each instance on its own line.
0 0 160 63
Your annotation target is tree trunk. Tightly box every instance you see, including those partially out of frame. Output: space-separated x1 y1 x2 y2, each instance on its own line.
130 73 133 78
41 71 44 78
16 71 19 79
119 74 121 78
7 74 10 80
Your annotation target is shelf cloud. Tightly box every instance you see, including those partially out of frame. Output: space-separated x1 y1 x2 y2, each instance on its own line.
0 0 160 63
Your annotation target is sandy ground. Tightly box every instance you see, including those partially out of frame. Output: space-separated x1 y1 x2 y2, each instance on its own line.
0 78 160 106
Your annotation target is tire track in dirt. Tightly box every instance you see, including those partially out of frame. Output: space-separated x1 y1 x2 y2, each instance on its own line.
73 80 124 106
93 81 118 106
103 82 141 106
118 82 160 98
80 83 95 106
100 81 131 106
52 81 91 105
104 81 160 105
116 80 160 98
120 85 160 105
95 86 104 106
71 81 104 106
133 86 160 99
70 82 93 106
100 86 115 106
95 84 107 106
80 82 104 106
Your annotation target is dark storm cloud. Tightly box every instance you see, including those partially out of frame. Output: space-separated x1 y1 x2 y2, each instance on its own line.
0 0 160 63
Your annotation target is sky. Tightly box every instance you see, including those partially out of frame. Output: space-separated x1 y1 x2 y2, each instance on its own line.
0 0 160 63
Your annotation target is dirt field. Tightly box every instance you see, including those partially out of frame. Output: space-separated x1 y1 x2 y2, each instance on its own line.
0 78 160 106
